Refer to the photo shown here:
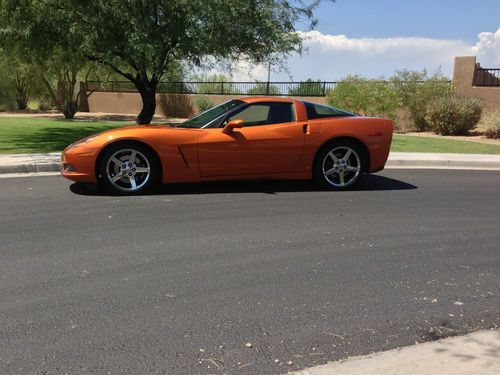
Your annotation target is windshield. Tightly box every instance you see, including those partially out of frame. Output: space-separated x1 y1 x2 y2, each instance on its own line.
178 100 244 128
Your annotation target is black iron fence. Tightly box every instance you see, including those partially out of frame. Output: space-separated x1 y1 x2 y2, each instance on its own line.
87 79 455 96
474 68 500 87
87 80 337 97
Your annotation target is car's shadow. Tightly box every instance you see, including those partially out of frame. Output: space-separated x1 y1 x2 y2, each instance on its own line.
70 174 417 196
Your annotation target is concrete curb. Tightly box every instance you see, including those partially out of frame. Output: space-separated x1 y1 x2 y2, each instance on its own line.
0 152 499 175
289 330 500 375
0 153 62 174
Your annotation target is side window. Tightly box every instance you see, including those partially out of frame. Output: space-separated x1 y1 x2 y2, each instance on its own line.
225 102 294 127
229 104 270 126
305 102 354 119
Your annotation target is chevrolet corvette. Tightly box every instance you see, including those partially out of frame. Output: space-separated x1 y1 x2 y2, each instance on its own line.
61 97 393 194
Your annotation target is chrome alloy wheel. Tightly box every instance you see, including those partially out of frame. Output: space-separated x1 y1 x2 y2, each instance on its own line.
322 146 361 188
105 149 151 192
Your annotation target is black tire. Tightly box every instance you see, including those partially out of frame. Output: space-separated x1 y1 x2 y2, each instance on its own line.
97 142 160 195
313 140 365 190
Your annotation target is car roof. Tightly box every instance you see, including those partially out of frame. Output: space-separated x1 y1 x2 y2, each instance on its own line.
239 96 295 104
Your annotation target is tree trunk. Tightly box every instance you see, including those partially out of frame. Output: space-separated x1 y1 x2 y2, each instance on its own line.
16 99 28 111
61 98 79 119
15 86 29 110
136 83 157 124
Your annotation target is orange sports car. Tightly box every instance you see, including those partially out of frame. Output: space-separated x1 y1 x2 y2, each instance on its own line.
62 97 393 194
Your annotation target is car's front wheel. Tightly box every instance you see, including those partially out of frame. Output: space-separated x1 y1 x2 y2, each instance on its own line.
97 143 159 194
313 141 364 190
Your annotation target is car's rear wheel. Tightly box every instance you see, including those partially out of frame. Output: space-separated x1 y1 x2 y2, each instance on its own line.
313 141 364 190
97 143 159 194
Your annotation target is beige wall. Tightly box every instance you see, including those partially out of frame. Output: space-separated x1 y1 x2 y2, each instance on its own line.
87 92 198 118
86 92 327 118
453 56 500 114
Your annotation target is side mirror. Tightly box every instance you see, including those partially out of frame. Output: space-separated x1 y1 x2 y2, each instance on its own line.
222 119 244 134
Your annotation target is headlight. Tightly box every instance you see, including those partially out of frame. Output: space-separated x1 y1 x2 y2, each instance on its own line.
81 136 98 144
67 135 99 149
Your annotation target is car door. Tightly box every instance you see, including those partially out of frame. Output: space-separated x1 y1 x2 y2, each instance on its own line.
197 101 305 177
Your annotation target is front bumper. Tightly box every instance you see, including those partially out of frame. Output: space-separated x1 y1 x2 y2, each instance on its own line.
61 147 99 183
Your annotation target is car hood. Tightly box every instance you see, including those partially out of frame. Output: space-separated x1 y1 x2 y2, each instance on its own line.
100 123 174 134
67 123 201 150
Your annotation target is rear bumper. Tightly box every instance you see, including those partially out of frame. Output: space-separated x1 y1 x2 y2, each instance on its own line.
60 148 98 183
368 120 393 173
368 145 391 173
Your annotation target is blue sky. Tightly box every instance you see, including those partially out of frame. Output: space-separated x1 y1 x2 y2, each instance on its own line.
313 0 500 43
221 0 500 82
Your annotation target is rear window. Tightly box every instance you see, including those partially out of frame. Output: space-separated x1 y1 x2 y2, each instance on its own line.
304 102 355 120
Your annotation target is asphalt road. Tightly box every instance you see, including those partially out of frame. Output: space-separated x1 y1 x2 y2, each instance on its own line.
0 170 499 374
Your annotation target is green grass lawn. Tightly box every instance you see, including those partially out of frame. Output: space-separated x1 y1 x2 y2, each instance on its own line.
0 117 499 155
392 134 500 154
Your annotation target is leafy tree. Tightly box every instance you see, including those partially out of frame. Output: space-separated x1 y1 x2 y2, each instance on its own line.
0 72 15 110
0 1 100 118
0 52 57 111
41 50 98 119
63 0 323 124
289 79 324 96
0 55 33 110
13 69 32 110
154 60 188 94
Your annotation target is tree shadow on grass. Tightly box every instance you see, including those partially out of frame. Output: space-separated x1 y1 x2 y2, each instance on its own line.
70 174 417 196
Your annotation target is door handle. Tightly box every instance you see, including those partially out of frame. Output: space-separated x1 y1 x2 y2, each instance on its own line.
302 124 308 134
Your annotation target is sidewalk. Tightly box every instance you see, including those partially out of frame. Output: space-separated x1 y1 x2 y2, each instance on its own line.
290 329 500 375
1 152 500 175
387 152 500 170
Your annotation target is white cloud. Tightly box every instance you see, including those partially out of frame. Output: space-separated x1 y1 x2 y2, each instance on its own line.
204 28 500 81
298 30 471 57
280 30 472 80
229 60 269 81
472 28 500 65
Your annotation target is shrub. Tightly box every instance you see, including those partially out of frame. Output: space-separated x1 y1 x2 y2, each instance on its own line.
191 73 239 94
479 111 500 139
426 96 483 135
326 75 397 119
196 96 215 113
390 69 452 132
38 99 56 111
289 79 323 96
247 82 281 95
